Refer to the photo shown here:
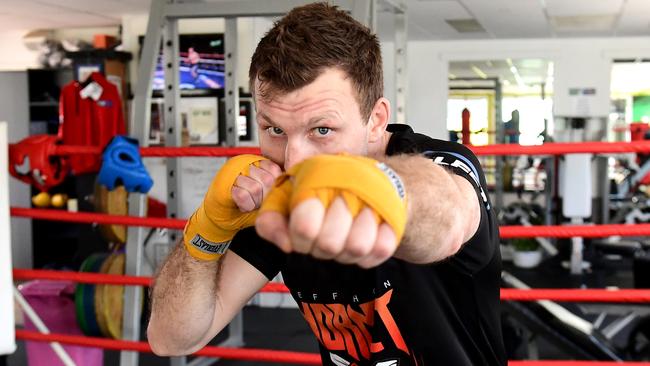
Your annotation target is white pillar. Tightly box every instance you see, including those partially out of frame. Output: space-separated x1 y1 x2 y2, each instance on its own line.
561 153 593 275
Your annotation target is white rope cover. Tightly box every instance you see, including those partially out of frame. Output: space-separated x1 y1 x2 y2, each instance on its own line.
0 122 16 355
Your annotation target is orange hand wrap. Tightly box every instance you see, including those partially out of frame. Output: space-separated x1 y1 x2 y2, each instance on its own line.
183 154 267 261
260 154 408 244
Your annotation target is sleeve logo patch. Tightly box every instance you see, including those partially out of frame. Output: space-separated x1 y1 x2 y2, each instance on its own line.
423 151 490 210
190 234 230 255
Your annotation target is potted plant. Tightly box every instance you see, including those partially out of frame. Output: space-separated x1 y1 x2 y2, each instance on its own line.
511 238 542 268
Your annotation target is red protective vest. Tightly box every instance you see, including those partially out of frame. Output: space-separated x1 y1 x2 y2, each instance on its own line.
58 72 126 175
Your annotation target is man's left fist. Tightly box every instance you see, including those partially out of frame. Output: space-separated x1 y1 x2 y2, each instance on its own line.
256 154 407 268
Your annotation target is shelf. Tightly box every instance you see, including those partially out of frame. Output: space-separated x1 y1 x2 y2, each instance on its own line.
30 101 58 107
66 50 132 62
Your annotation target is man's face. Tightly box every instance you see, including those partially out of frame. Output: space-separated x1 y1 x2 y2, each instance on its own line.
254 68 372 171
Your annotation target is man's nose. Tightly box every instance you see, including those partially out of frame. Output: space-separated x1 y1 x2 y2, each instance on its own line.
284 140 313 171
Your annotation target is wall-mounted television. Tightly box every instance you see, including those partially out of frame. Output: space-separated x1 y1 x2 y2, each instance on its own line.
139 33 225 93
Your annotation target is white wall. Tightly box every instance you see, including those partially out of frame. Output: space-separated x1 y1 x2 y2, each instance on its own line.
389 37 650 140
0 31 39 71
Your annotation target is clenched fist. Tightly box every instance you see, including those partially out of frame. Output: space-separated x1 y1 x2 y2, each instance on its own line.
256 154 408 268
183 155 282 261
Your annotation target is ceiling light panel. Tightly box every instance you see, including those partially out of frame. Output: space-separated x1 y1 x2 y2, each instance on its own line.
471 65 488 79
550 14 618 33
445 19 485 33
544 0 624 17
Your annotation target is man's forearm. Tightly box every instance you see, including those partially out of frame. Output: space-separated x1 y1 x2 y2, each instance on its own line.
148 243 221 355
385 154 479 264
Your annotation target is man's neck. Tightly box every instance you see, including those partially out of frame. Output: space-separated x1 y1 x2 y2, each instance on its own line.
368 131 392 160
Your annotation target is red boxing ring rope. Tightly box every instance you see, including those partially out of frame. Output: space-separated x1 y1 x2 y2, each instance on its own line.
45 140 650 158
469 140 650 156
14 330 650 365
498 223 650 238
141 146 262 157
508 362 650 366
10 207 186 230
12 207 650 238
15 329 650 366
13 269 650 303
53 145 263 157
14 330 322 365
14 268 152 286
12 268 290 293
499 288 650 303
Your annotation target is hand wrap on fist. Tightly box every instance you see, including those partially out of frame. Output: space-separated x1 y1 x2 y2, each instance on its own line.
183 154 267 261
260 154 408 247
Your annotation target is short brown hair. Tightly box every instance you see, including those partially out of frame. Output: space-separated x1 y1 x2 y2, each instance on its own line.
249 2 383 120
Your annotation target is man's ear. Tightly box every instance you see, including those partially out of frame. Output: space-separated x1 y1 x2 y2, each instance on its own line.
368 97 391 143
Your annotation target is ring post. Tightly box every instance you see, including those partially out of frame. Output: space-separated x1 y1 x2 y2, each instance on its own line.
0 122 17 356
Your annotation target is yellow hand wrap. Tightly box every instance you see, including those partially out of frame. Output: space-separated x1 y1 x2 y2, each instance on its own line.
260 155 408 244
184 154 267 261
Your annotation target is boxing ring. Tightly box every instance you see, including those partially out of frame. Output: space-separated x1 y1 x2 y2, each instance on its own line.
2 125 650 365
0 0 628 364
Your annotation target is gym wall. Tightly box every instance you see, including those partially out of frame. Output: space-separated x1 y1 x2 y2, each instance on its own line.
382 37 650 141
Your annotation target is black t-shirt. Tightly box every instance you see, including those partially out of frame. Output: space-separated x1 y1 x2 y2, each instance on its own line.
230 124 506 365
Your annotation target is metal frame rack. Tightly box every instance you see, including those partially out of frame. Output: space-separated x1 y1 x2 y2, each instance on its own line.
378 0 408 123
125 1 407 365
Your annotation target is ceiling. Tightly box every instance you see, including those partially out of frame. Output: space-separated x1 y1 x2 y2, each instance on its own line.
0 0 149 32
380 0 650 40
0 0 649 39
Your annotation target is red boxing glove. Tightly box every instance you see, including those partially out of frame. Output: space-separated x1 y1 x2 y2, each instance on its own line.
9 135 69 192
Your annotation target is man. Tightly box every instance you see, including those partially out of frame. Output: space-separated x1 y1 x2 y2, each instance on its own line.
148 3 505 365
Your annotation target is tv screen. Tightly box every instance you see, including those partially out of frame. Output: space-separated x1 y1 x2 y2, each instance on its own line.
140 34 225 91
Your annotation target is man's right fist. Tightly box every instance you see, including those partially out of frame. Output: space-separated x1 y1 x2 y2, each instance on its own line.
183 155 282 261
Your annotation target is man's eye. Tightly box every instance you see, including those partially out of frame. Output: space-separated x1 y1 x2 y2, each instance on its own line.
315 127 331 136
268 127 284 136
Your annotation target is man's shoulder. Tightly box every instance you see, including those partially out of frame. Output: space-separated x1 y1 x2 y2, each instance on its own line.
386 124 476 158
